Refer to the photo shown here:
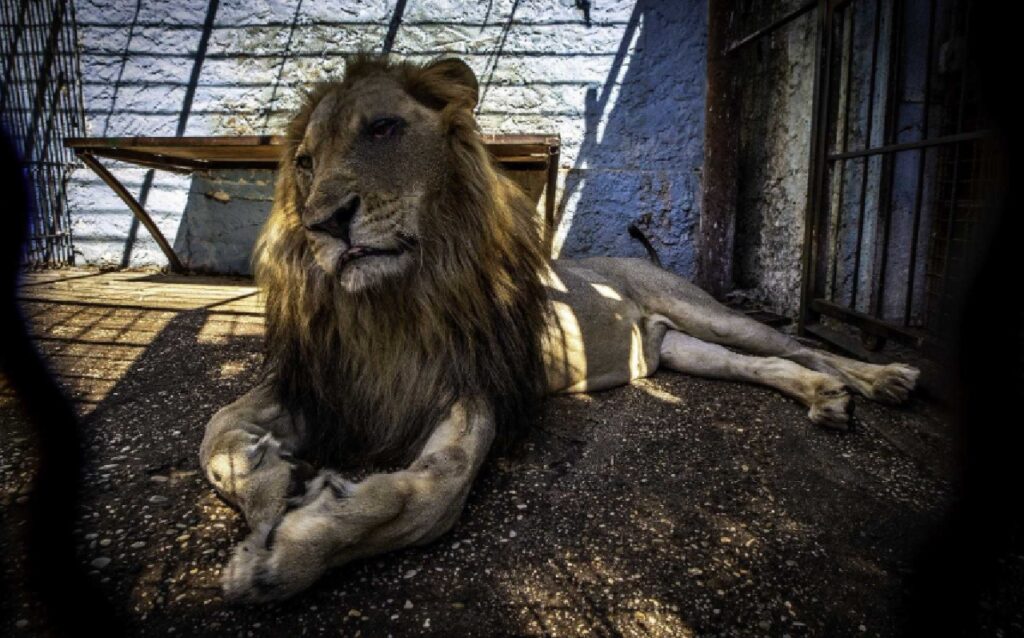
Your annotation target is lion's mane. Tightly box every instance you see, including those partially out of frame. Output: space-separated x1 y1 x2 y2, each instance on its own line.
254 56 550 469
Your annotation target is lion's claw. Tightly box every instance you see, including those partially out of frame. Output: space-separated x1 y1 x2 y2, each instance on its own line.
222 519 324 604
287 469 355 509
244 432 281 468
222 524 281 603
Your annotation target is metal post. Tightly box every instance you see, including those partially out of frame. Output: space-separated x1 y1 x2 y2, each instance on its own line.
698 0 738 298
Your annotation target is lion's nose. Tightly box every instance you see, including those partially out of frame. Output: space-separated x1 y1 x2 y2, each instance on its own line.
308 194 360 243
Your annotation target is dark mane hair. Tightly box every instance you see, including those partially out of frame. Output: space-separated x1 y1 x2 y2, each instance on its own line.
253 55 550 469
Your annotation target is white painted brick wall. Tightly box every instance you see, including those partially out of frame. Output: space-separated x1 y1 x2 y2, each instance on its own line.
68 0 706 275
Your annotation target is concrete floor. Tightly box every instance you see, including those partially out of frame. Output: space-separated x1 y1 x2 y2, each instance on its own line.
1 269 963 636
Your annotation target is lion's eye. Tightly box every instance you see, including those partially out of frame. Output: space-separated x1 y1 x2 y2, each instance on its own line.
295 154 313 171
367 117 404 140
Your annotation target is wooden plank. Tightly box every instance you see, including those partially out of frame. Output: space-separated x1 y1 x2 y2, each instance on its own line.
65 135 284 149
17 273 263 310
22 283 258 303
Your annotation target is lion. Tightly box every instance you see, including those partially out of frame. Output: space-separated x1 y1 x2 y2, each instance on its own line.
199 55 920 602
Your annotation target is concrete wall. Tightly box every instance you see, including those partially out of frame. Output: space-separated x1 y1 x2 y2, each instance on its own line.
732 5 816 318
68 0 706 276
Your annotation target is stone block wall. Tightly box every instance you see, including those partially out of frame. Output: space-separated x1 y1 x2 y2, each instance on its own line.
68 0 707 276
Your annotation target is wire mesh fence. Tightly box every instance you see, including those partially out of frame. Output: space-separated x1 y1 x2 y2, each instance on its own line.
803 0 992 353
1 0 84 267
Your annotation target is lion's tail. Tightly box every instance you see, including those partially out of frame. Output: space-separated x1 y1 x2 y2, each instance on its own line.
627 223 662 268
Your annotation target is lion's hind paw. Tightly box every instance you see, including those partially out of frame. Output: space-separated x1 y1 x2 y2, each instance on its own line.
868 363 920 404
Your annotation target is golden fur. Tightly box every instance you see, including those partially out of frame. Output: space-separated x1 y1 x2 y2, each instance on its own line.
201 56 921 604
253 56 550 469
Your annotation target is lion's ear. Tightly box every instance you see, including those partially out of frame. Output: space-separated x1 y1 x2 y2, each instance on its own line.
414 58 479 110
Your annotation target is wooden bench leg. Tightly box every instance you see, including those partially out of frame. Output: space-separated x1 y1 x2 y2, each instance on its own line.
76 151 185 272
544 144 559 255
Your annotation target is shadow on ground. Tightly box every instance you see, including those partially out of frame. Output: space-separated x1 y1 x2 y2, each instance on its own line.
1 272 961 637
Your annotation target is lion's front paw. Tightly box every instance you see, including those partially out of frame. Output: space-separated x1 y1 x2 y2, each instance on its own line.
221 470 357 603
807 378 853 430
285 469 355 509
222 522 319 603
868 363 920 404
222 524 283 603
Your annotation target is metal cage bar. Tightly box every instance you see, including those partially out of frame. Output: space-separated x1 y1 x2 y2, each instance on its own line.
0 0 84 268
801 0 989 353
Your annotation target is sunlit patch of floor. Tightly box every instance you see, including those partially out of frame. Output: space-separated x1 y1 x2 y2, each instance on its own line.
0 267 972 637
1 269 261 414
633 377 685 405
126 492 240 620
490 548 696 637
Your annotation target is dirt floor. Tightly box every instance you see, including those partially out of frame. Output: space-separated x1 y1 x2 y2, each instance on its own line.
0 269 992 636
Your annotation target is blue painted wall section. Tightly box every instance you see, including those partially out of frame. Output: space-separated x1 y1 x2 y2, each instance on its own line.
172 170 274 274
556 1 706 278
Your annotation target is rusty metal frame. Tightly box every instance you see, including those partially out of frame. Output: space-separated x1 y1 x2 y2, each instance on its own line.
799 0 835 336
76 151 184 272
540 140 561 255
724 0 818 56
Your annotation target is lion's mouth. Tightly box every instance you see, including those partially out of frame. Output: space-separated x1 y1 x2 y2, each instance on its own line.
339 235 418 268
337 245 405 267
335 234 418 270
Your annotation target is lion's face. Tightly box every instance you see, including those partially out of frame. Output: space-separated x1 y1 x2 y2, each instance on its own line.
259 57 549 470
291 75 447 292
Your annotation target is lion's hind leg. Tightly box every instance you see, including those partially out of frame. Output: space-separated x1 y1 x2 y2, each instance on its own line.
659 330 852 429
606 258 921 404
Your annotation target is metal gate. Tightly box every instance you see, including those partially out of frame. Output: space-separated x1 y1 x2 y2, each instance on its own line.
800 0 991 355
1 0 85 267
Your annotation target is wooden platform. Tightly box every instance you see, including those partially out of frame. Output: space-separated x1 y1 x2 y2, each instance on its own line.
65 134 561 271
4 269 263 412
